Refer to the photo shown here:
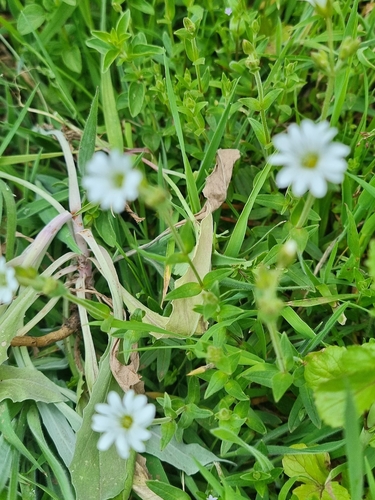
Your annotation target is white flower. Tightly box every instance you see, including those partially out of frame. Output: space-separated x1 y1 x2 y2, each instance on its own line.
92 390 155 459
224 7 232 15
207 495 218 500
82 150 143 213
0 256 18 305
269 120 350 198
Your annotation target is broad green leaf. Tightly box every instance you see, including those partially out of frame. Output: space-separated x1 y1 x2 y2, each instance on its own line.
0 366 66 404
145 426 229 475
282 444 329 484
293 482 350 500
17 5 45 35
37 402 76 467
128 0 155 15
304 344 375 427
146 481 190 500
70 350 128 500
128 81 145 117
27 406 75 500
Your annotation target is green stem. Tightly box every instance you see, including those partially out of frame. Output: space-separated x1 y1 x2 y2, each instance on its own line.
122 449 137 500
267 320 286 373
254 70 270 145
296 193 315 229
191 38 202 93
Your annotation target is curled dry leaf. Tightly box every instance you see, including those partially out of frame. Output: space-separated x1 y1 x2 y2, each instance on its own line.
196 148 240 219
109 338 144 393
132 455 163 500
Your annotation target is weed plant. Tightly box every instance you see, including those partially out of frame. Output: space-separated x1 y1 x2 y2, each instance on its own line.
1 0 375 499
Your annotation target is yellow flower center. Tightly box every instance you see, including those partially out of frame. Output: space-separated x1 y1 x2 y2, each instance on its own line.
113 172 125 188
301 152 319 169
121 415 133 429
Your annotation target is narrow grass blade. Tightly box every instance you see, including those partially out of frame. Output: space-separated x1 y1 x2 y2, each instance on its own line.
0 179 17 261
196 79 239 190
78 87 99 174
224 162 272 256
101 69 123 150
0 85 38 156
27 406 75 500
344 388 363 500
163 53 200 214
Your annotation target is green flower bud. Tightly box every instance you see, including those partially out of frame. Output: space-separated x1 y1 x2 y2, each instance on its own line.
339 37 360 60
183 17 196 35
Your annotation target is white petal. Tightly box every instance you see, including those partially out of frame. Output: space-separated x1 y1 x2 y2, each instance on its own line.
97 431 117 451
276 167 297 188
309 175 327 198
115 433 131 459
136 404 156 426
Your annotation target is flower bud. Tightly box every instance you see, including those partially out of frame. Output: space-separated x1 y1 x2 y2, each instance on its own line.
183 17 196 35
311 50 330 72
339 37 360 60
242 39 255 55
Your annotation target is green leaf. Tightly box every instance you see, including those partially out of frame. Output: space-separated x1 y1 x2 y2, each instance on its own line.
248 117 266 147
281 307 315 340
17 5 45 35
78 87 99 174
272 372 293 402
304 344 375 427
145 426 228 475
128 81 145 117
204 371 229 399
131 43 165 58
128 0 155 15
146 481 191 500
344 389 363 499
116 9 131 34
0 402 45 473
239 97 262 111
345 204 360 259
164 282 202 301
62 45 82 74
262 89 283 110
160 420 177 450
282 444 329 484
0 366 67 404
70 351 128 500
211 427 273 472
202 269 233 289
102 48 120 73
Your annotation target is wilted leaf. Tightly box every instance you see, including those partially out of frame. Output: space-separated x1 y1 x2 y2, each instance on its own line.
110 338 143 392
133 455 163 500
196 149 240 219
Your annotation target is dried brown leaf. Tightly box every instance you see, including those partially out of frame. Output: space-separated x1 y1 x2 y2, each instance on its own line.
109 338 144 393
132 455 163 500
196 148 240 219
